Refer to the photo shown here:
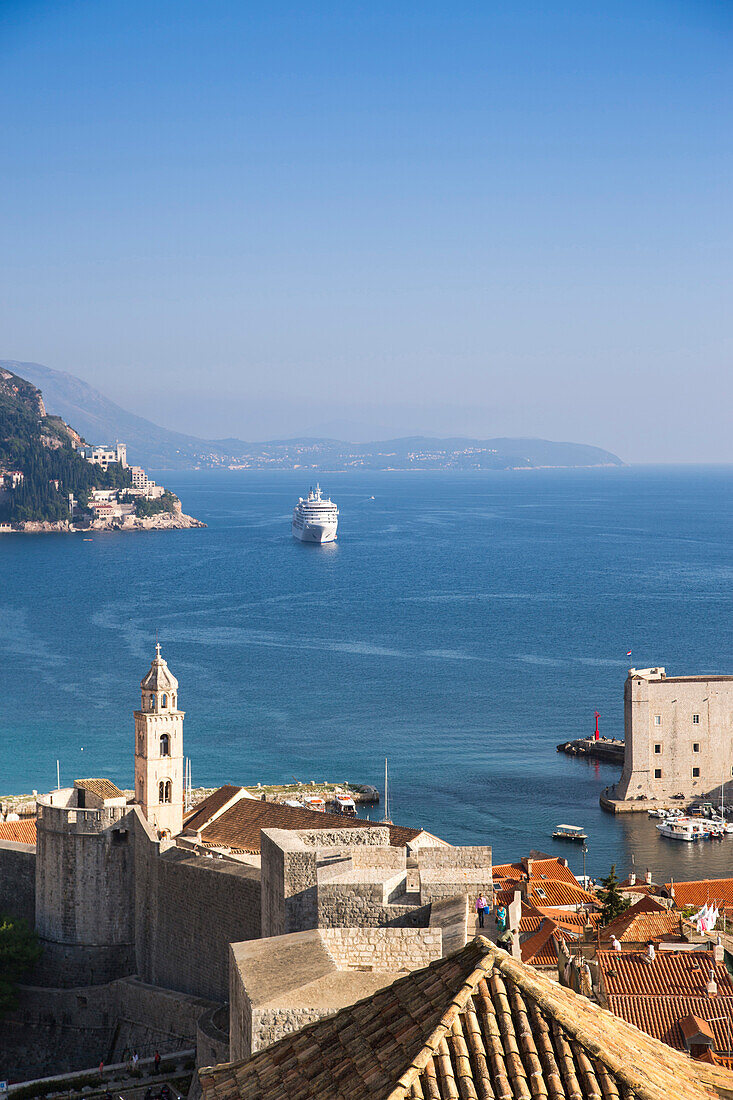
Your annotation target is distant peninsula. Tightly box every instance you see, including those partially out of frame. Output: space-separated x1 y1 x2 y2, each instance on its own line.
4 360 624 472
0 366 204 533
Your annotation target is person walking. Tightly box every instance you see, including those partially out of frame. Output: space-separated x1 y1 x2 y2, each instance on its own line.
497 904 507 932
475 893 487 928
154 1049 161 1075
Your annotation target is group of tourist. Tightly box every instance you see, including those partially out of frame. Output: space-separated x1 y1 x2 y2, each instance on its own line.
475 893 513 950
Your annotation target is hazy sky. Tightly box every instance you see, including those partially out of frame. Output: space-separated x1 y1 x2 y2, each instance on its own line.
1 1 731 460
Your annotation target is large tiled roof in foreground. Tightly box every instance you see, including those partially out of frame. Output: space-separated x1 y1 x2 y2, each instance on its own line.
195 795 421 853
199 938 733 1100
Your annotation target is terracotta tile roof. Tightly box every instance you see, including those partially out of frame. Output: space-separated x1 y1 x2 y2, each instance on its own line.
602 897 682 945
0 818 36 844
520 918 563 966
520 902 601 935
496 879 598 910
184 785 243 832
199 937 733 1100
75 777 123 800
197 797 421 853
608 995 733 1053
665 879 733 914
493 856 581 887
598 951 733 999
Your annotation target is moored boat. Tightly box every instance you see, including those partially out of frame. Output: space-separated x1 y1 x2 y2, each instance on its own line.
552 824 587 842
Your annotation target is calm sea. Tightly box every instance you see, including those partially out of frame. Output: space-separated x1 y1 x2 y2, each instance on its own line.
1 465 732 882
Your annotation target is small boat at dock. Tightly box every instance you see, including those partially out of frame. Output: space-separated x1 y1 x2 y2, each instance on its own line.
302 795 326 812
656 817 709 841
334 793 356 815
552 824 587 842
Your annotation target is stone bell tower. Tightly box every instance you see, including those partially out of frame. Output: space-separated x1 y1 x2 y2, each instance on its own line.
134 644 184 838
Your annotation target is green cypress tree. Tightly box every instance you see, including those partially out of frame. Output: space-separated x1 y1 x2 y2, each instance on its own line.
598 864 631 925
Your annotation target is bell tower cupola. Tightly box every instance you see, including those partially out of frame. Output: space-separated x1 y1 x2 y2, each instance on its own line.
134 644 184 838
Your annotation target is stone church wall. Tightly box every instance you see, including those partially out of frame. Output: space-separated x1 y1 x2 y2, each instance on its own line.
0 839 35 925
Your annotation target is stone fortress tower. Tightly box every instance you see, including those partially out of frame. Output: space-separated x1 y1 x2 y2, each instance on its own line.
616 666 733 802
134 644 184 838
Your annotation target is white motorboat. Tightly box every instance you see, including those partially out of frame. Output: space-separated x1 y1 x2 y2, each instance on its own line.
334 793 356 816
656 817 708 841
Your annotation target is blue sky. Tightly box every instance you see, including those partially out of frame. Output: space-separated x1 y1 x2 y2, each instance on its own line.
1 0 731 459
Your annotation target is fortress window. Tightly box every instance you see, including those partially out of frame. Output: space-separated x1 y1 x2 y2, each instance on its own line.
159 779 172 803
692 767 700 778
654 768 662 778
693 714 700 724
654 744 662 754
160 733 170 757
653 715 661 726
693 743 700 753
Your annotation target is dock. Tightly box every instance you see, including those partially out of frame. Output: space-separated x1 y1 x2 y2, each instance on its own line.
556 736 625 765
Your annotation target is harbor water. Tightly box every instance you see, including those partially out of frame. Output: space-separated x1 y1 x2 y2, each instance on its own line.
1 465 732 882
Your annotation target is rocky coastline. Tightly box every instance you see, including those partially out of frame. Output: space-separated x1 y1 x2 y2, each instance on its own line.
3 505 206 534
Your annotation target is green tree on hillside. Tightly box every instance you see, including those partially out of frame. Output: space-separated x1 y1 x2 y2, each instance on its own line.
598 864 631 925
0 915 42 1016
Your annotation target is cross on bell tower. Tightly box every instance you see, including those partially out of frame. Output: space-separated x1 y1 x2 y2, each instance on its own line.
134 644 184 838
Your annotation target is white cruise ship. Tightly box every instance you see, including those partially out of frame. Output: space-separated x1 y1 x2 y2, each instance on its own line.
292 484 338 543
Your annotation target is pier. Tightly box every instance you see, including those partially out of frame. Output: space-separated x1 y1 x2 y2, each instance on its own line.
556 736 625 765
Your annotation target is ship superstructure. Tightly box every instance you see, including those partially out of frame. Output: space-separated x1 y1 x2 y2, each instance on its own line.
291 484 338 543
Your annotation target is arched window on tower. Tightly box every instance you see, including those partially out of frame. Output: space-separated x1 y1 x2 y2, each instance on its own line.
160 733 170 757
161 693 167 709
170 694 176 709
159 779 171 804
149 694 155 711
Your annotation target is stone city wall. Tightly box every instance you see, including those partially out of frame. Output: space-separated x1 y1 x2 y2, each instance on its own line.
191 1005 230 1100
0 839 36 925
316 885 430 929
140 849 261 1002
1 976 214 1081
320 927 442 970
133 812 260 1003
250 1006 328 1057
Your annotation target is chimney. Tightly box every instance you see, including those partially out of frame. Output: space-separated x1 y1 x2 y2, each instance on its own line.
629 871 636 887
522 857 534 878
519 876 530 900
707 969 718 997
645 943 655 964
645 868 652 885
714 937 725 965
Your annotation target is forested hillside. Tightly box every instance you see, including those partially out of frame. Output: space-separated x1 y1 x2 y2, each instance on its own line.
0 368 131 523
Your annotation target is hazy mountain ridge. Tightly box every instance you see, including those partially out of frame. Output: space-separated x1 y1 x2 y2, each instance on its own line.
4 361 623 471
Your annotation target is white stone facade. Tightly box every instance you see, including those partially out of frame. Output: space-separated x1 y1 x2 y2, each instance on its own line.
134 646 184 837
616 667 733 801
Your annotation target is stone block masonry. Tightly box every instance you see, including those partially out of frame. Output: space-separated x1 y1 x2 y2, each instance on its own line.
320 927 442 971
0 839 35 924
615 668 733 803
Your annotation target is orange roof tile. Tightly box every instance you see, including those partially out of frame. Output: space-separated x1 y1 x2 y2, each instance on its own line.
665 879 733 913
497 879 598 910
520 918 563 966
0 818 36 844
608 995 733 1053
493 856 580 887
520 902 601 935
602 896 682 944
598 950 733 999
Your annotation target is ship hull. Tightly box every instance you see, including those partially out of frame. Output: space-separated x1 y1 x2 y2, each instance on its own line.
292 521 338 544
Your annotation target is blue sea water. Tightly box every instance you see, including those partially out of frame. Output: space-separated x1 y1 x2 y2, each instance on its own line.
1 465 732 883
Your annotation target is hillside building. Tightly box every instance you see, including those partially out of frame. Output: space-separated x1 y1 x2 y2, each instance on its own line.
78 441 127 468
615 668 733 802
